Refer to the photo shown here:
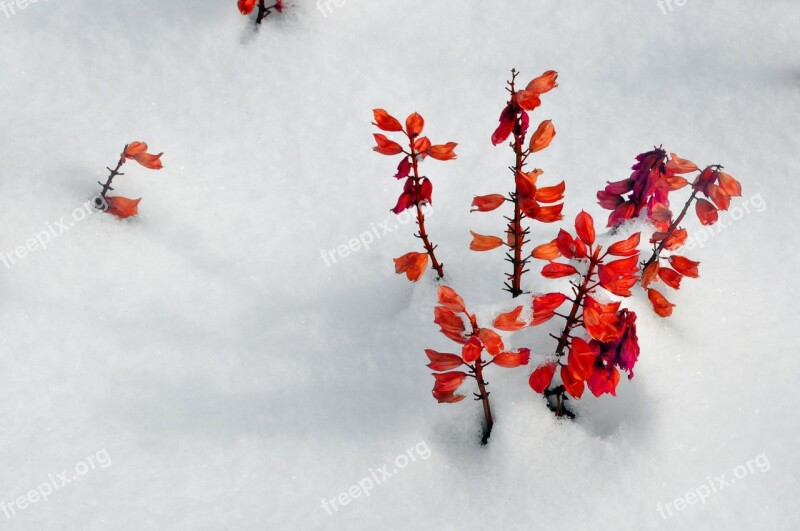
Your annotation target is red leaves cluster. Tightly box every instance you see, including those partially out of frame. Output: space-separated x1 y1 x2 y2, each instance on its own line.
238 0 284 23
528 211 643 400
101 141 164 220
373 109 456 281
428 286 530 404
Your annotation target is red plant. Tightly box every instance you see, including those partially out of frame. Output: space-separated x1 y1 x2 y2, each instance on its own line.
428 286 530 443
96 142 164 219
372 109 457 281
238 0 284 25
599 150 743 317
471 69 564 298
528 211 642 417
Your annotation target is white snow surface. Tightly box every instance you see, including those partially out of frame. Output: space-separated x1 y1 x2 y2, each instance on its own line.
0 0 798 529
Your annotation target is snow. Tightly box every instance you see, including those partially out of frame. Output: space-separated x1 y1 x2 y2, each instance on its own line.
0 0 798 529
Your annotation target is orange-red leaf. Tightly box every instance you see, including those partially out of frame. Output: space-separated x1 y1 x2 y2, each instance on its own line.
406 112 424 137
105 196 141 219
531 293 567 325
541 262 578 279
493 349 531 369
133 152 163 170
471 194 505 212
695 198 719 225
515 170 538 198
532 239 561 260
648 288 675 318
434 306 466 343
530 120 556 153
433 371 467 393
568 338 596 381
535 181 565 204
605 255 640 277
393 252 429 282
707 183 731 211
575 211 596 246
470 231 504 251
718 172 742 197
608 233 641 256
414 136 431 153
373 109 403 132
533 203 564 223
641 261 660 289
123 141 148 159
516 90 541 111
425 349 464 371
669 255 700 278
493 306 526 332
373 134 404 156
526 70 558 95
583 297 623 342
529 362 557 394
461 336 483 363
666 153 699 174
478 329 504 356
238 0 257 15
561 364 585 399
432 390 466 403
658 267 683 290
426 143 458 161
438 286 466 312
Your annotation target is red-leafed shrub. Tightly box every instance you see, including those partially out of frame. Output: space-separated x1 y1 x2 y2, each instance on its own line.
238 0 284 25
95 142 164 219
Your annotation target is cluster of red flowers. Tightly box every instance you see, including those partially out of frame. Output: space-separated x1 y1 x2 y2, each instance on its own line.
599 150 742 317
528 212 642 413
96 142 164 219
372 109 457 281
238 0 284 25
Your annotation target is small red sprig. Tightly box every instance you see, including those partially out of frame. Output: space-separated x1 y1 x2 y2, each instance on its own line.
238 0 284 25
428 286 530 444
471 69 564 298
372 109 457 281
96 142 163 219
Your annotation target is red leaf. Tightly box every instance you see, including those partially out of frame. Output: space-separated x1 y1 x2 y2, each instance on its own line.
406 112 425 137
426 142 458 161
669 255 700 278
530 120 556 153
478 329 504 356
434 307 466 343
529 362 557 394
718 172 742 197
438 286 466 312
470 231 504 252
493 349 531 368
432 371 467 393
541 262 579 279
526 70 558 94
607 233 641 256
493 306 526 332
238 0 257 15
641 261 659 289
372 109 404 132
373 134 404 156
393 252 429 282
425 349 464 371
432 389 466 403
658 267 683 290
647 288 675 318
534 181 565 204
666 153 699 174
575 211 596 246
568 338 596 381
695 198 719 226
561 364 585 399
461 336 483 363
531 293 567 325
583 297 623 342
472 194 505 212
587 365 620 397
532 239 561 260
414 136 432 153
105 196 141 219
707 184 731 211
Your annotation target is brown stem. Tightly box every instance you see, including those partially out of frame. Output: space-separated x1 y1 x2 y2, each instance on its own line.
504 70 529 298
408 140 445 278
466 314 493 444
642 189 699 271
98 145 128 199
256 0 280 24
545 247 601 417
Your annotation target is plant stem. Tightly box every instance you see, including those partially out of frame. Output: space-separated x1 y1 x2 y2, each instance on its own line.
467 314 493 444
408 141 445 278
504 70 529 298
546 247 601 417
256 1 280 24
98 145 127 199
642 190 699 271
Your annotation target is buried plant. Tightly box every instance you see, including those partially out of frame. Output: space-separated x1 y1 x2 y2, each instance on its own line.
598 149 743 317
238 0 284 25
372 109 457 282
427 286 530 444
95 142 163 219
470 69 564 298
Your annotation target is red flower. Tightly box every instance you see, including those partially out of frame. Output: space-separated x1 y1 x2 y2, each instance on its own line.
595 310 640 379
